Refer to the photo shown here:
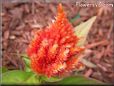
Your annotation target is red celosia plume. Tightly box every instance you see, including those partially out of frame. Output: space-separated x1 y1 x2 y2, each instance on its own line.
27 3 84 77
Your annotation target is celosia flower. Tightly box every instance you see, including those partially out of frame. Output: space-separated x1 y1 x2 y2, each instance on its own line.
27 4 84 77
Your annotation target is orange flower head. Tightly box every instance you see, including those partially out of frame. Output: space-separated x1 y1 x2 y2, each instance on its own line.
27 4 84 77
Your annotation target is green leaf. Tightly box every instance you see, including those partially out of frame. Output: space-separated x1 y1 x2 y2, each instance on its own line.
74 16 96 46
0 67 8 82
41 76 62 82
0 67 8 73
53 75 104 85
25 67 32 72
23 57 31 72
2 70 40 85
25 74 40 84
21 54 31 72
23 57 30 68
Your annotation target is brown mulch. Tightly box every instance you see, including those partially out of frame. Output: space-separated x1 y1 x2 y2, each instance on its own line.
2 1 114 83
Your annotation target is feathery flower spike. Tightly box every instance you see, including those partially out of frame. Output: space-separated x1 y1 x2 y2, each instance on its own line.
27 3 84 77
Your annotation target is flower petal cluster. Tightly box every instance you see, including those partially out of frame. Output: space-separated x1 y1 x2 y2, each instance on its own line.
27 4 84 77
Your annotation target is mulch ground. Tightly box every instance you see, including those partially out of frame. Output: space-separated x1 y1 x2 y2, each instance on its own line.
2 1 114 83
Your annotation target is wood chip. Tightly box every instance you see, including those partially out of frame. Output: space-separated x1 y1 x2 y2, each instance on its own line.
84 69 93 77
